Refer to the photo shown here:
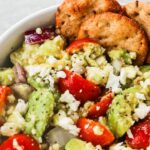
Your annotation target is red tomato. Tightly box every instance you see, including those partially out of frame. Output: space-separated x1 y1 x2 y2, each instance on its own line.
0 134 41 150
58 70 101 103
66 38 98 54
88 92 113 118
0 86 12 113
126 120 150 149
77 118 115 147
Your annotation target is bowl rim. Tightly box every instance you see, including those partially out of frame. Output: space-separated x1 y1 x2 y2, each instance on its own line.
0 5 58 66
0 5 58 42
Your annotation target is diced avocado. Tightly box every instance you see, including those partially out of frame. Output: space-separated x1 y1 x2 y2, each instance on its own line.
84 44 104 67
123 86 140 109
108 49 133 64
27 75 48 90
108 49 124 59
25 89 55 139
123 86 141 95
10 36 65 66
0 68 15 85
108 86 139 138
27 75 60 101
83 43 104 57
65 138 95 150
140 65 150 73
39 36 64 59
71 44 106 69
108 95 133 138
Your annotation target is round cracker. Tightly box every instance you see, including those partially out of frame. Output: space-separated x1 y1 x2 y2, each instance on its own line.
125 1 150 40
125 1 150 64
56 0 122 42
78 12 148 65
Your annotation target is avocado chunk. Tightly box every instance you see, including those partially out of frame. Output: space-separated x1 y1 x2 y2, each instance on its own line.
108 86 139 138
25 89 55 139
27 75 48 90
108 49 135 64
140 65 150 73
10 36 65 66
65 138 95 150
0 68 15 85
123 86 140 109
71 43 105 69
27 75 60 101
123 86 141 96
108 95 133 138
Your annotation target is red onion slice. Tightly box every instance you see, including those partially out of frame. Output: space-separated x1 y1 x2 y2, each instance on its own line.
25 27 56 45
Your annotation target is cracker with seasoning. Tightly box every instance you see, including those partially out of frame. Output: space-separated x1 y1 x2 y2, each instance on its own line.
56 0 122 42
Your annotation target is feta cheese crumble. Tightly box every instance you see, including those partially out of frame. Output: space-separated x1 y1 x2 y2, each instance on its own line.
129 52 136 60
112 59 122 73
106 72 121 93
59 90 80 112
25 65 49 76
119 68 127 85
13 139 23 150
0 122 20 137
110 142 132 150
96 106 100 111
84 124 90 129
93 126 104 136
86 65 113 85
96 56 107 66
120 66 139 85
134 103 150 120
56 71 66 78
135 92 146 100
0 101 26 137
95 145 102 150
127 129 134 139
15 99 28 115
36 28 42 34
54 110 80 136
126 66 139 79
71 54 86 74
140 78 150 89
48 56 57 64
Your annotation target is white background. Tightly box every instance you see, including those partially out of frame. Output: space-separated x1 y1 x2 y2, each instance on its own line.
0 0 149 35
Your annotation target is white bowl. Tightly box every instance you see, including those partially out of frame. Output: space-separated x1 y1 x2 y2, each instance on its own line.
0 0 149 67
0 5 58 66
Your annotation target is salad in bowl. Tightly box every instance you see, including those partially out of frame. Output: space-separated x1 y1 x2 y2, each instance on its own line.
0 0 150 150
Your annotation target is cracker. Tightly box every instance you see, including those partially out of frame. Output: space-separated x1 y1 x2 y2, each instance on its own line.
78 12 148 65
125 1 150 64
56 0 122 42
